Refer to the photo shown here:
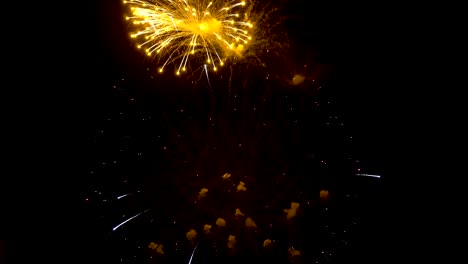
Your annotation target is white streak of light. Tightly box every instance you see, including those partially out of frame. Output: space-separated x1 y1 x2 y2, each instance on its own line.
355 174 381 178
117 193 133 200
112 209 150 231
188 242 199 264
204 64 212 92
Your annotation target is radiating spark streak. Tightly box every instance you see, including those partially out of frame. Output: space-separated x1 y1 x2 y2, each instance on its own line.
117 193 133 199
170 16 178 30
204 64 212 88
228 64 233 94
355 174 381 178
188 242 199 264
112 209 150 231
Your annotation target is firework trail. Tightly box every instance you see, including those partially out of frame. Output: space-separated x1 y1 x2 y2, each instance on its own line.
112 209 150 231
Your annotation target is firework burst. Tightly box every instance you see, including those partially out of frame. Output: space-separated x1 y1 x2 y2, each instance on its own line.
123 0 255 75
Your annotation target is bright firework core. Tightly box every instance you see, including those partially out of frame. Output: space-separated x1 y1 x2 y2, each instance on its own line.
123 0 254 74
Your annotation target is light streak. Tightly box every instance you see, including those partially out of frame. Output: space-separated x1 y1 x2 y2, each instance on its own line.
112 209 150 231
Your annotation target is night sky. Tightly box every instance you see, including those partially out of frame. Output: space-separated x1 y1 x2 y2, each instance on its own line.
5 0 397 263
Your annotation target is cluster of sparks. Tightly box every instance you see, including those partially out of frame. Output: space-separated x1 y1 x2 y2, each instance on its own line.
123 0 254 75
111 172 316 260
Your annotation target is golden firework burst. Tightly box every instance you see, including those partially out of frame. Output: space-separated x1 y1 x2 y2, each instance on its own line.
123 0 254 75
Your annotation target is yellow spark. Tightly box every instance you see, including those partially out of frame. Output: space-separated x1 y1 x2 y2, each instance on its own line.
216 218 226 227
288 248 301 257
235 208 244 216
186 229 197 241
123 0 254 73
203 224 212 234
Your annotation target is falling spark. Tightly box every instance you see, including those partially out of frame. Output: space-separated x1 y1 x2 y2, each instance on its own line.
117 193 133 199
236 181 247 191
204 64 212 91
222 172 231 179
188 242 199 264
355 174 381 178
198 188 209 199
203 224 212 234
112 209 150 231
235 208 244 216
216 218 226 226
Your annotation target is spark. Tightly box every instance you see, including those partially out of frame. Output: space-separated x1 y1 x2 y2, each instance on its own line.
221 172 231 179
117 193 133 199
123 0 254 74
235 208 244 216
188 242 198 264
204 64 212 91
355 174 381 178
236 181 247 191
112 209 150 231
